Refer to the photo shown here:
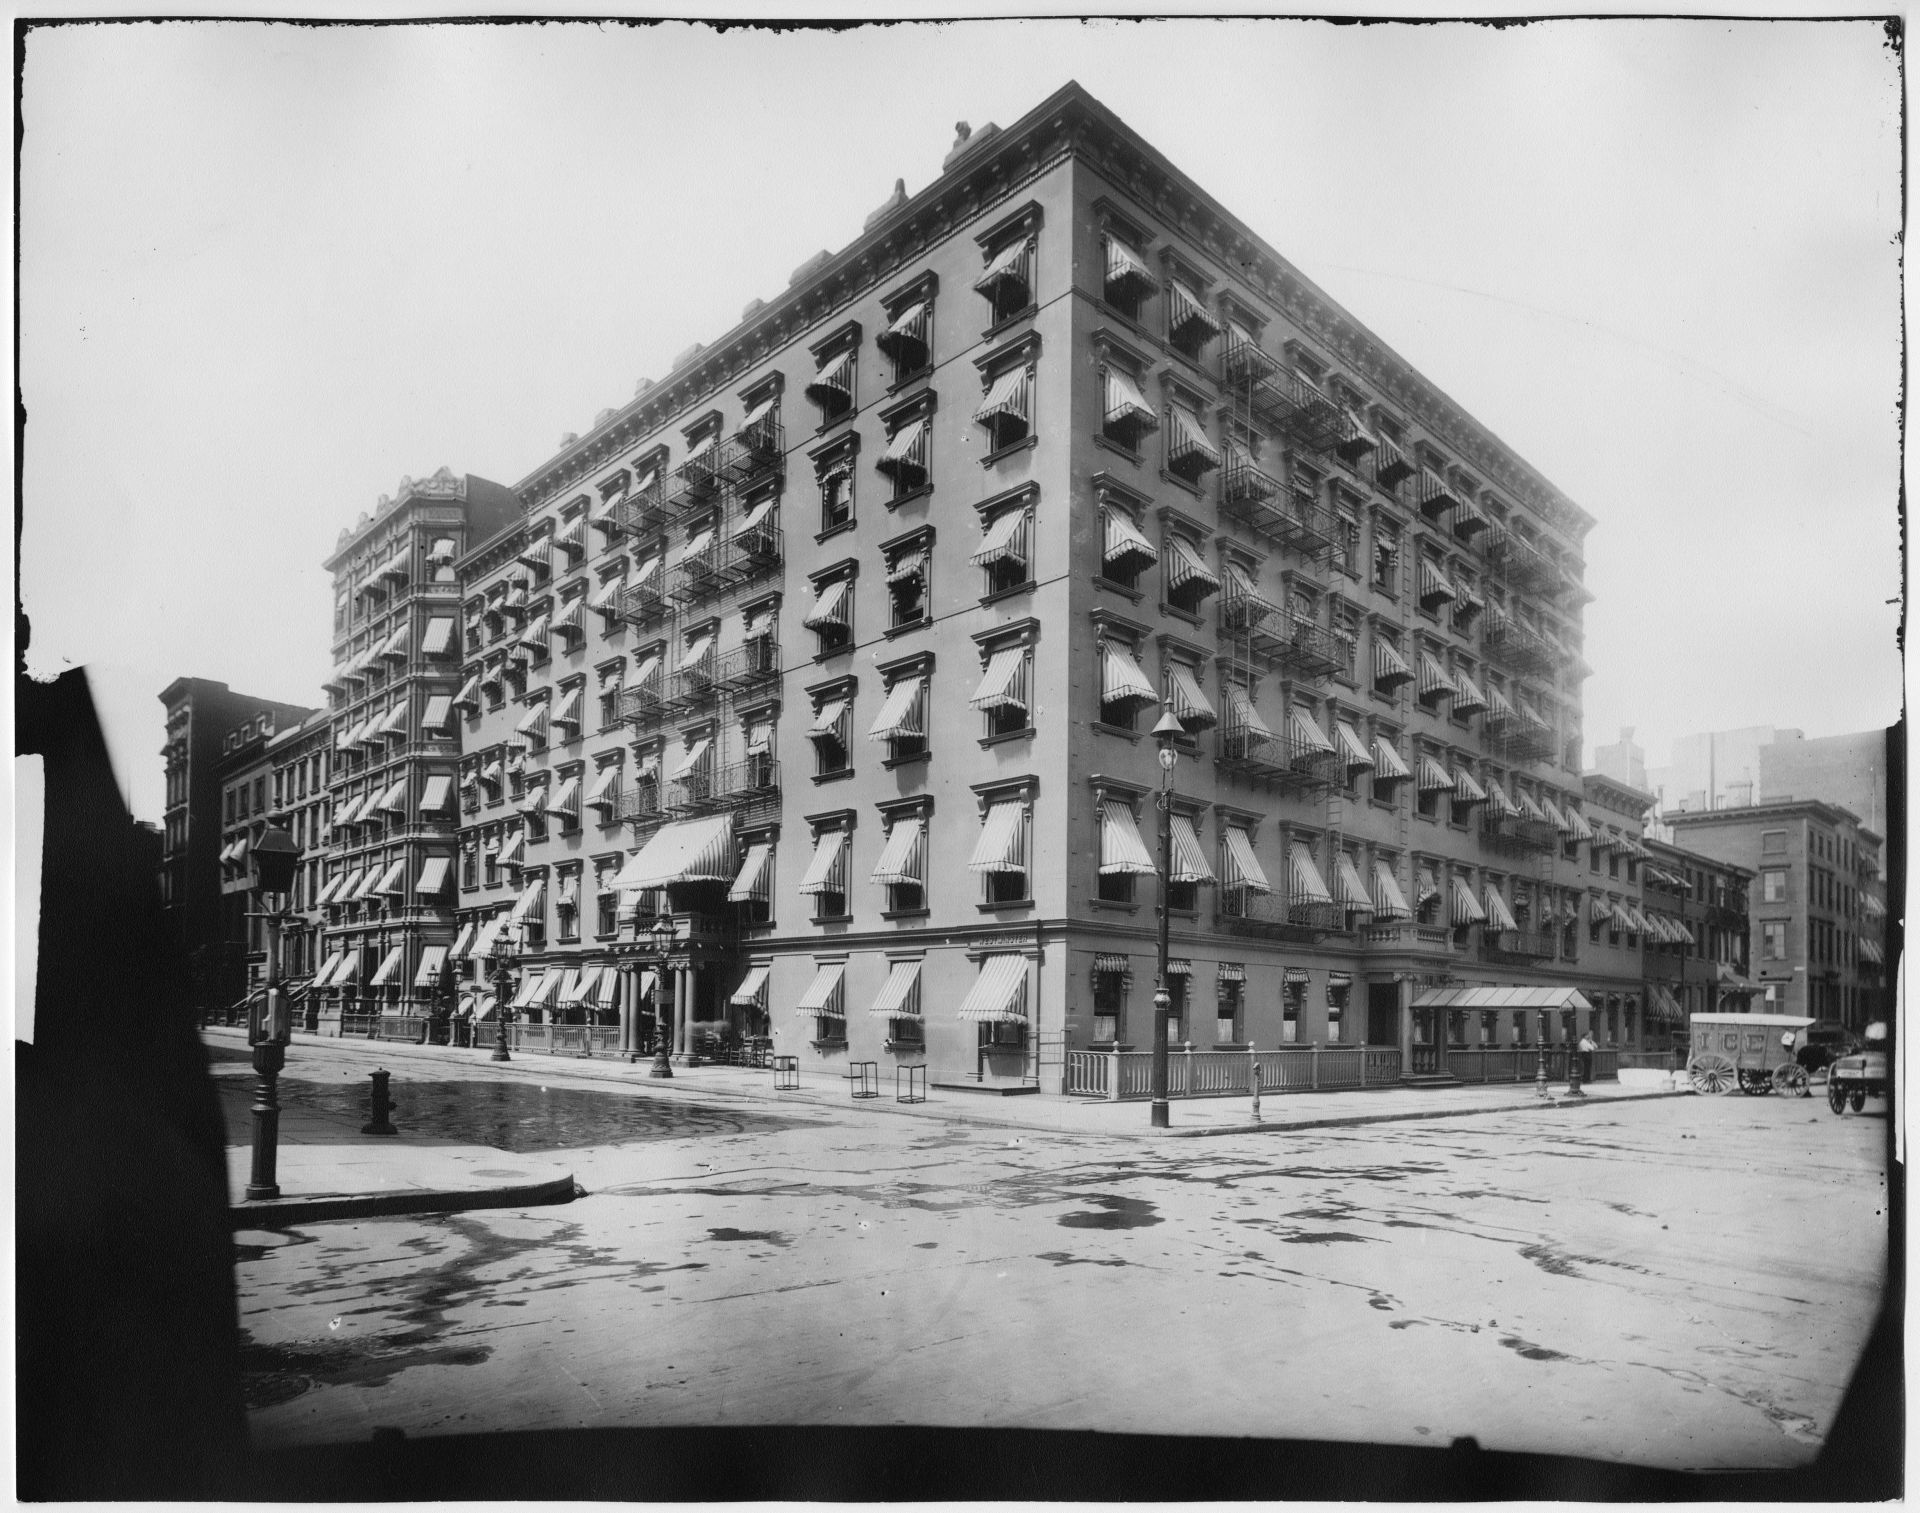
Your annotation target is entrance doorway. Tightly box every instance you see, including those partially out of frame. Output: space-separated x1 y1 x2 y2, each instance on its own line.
1367 981 1399 1046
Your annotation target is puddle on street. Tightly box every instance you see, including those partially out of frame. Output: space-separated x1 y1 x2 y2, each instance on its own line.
702 1227 791 1247
1057 1195 1162 1230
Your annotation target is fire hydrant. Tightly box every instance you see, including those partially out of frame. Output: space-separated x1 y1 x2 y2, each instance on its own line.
361 1068 399 1136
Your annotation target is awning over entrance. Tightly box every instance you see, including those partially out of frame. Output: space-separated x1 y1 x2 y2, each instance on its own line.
958 954 1029 1022
1413 986 1593 1012
614 815 736 890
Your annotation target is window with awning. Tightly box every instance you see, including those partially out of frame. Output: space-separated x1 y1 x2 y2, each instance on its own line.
1335 720 1374 771
378 625 410 661
369 947 405 987
1101 509 1158 576
1334 852 1373 913
1167 279 1221 353
1168 814 1215 884
1484 779 1519 820
1289 843 1334 905
974 237 1033 312
973 365 1031 448
803 578 851 631
420 617 456 657
371 858 407 896
1516 791 1549 825
314 875 346 908
1224 686 1277 745
1103 235 1155 305
973 506 1031 573
1165 663 1217 732
1415 755 1452 794
738 393 780 440
511 970 551 1009
971 645 1029 716
516 702 550 747
798 829 847 896
1101 367 1158 447
1453 768 1489 806
728 842 773 903
809 697 851 760
418 775 452 813
416 857 451 896
1451 670 1489 715
968 801 1026 875
870 818 925 889
1374 638 1414 691
867 676 925 742
958 954 1028 1022
377 779 410 814
511 876 545 923
1288 707 1336 757
877 301 930 372
794 960 846 1017
615 815 736 890
1417 653 1457 705
1099 640 1157 715
670 738 712 783
378 704 409 737
868 960 924 1021
1372 861 1412 920
1449 876 1487 924
1164 535 1221 605
413 945 449 989
876 417 930 491
805 347 856 420
1417 558 1457 608
731 964 771 1007
1563 805 1593 841
551 685 582 735
1099 801 1157 877
312 948 345 986
421 695 454 733
546 776 580 821
1221 827 1270 894
1485 885 1519 932
1166 405 1221 483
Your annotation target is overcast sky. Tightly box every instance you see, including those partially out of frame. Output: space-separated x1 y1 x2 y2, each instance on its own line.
20 16 1902 825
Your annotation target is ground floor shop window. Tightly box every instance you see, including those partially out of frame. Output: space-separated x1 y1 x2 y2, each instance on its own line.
1480 1010 1498 1045
978 1019 1026 1050
1326 973 1350 1043
1512 1010 1530 1045
1093 959 1126 1043
1216 969 1243 1044
1163 969 1189 1042
1281 974 1305 1043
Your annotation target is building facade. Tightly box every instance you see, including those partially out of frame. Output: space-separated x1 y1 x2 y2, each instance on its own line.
267 710 336 993
1640 835 1753 1037
158 676 315 1014
1667 799 1887 1030
410 83 1662 1091
310 469 520 1033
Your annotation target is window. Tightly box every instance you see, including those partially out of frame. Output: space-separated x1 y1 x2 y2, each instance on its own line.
818 453 855 534
872 802 929 914
1327 972 1351 1043
1100 499 1157 592
1370 728 1410 805
1165 399 1222 488
555 868 581 943
1762 869 1787 903
804 566 855 658
1165 273 1221 363
1415 749 1450 820
1372 520 1401 594
972 629 1033 741
1333 511 1360 578
1761 829 1788 856
1097 633 1156 731
1092 954 1128 1043
975 209 1038 327
1216 966 1244 1045
596 661 624 732
1102 228 1155 321
876 394 933 505
808 685 853 779
1163 532 1221 616
974 346 1035 456
868 657 929 765
1373 629 1413 695
970 783 1033 906
797 960 847 1043
1100 357 1158 452
1163 965 1190 1043
1282 972 1306 1043
799 820 852 923
1763 921 1788 960
1096 795 1156 905
975 490 1034 598
595 857 620 938
804 325 858 426
883 532 931 630
876 273 935 385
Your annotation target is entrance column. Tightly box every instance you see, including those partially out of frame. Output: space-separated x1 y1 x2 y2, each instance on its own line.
616 964 634 1056
674 966 692 1057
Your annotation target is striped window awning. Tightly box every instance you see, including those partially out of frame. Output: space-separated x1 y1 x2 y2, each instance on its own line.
744 720 772 756
972 507 1030 569
1166 959 1192 977
868 960 924 1021
517 613 551 650
416 857 451 896
1167 406 1221 474
1416 867 1441 909
510 876 545 923
1226 686 1276 742
1165 536 1220 598
670 738 712 781
1485 886 1519 932
1099 801 1158 877
958 954 1029 1023
1372 861 1412 920
1862 893 1887 919
1622 905 1652 934
448 923 477 960
805 348 855 408
1450 876 1487 925
1102 509 1158 573
314 876 346 908
1168 279 1221 341
1374 639 1414 688
1104 235 1155 295
1289 843 1334 905
795 961 846 1015
1289 706 1336 756
738 393 779 435
413 945 449 989
1217 962 1246 983
870 818 925 887
797 829 846 895
1859 937 1885 966
422 695 454 732
867 677 925 741
734 495 776 538
1486 686 1517 720
546 776 580 818
1169 814 1215 884
1334 853 1372 912
1100 640 1158 710
1221 827 1271 894
378 626 410 660
377 779 410 813
1417 755 1454 793
1166 663 1217 732
975 237 1032 295
1418 558 1457 605
808 699 849 741
613 815 736 890
878 419 930 485
369 947 406 987
970 646 1028 713
416 774 452 814
731 965 771 1007
973 366 1030 427
1334 721 1374 771
1102 368 1158 430
1417 653 1458 703
1516 791 1549 824
1563 806 1594 840
1094 953 1129 975
878 301 929 363
728 843 773 903
1485 779 1519 819
312 948 345 985
1372 738 1411 782
551 685 582 730
680 627 716 668
803 578 851 630
511 970 551 1009
969 800 1027 874
1590 895 1615 923
496 829 525 868
1453 768 1488 805
1452 671 1489 715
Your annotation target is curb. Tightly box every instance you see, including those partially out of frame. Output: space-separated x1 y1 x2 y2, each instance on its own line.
1158 1086 1693 1137
229 1174 580 1229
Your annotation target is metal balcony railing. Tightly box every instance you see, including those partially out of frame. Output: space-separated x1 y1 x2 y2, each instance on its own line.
1484 526 1565 596
668 660 721 710
665 453 722 518
1215 727 1341 789
616 581 669 630
718 422 785 487
1480 812 1560 854
1217 890 1348 937
713 636 780 692
1249 370 1348 453
1482 618 1560 680
667 758 781 816
618 683 667 729
669 527 783 606
623 783 662 826
1217 588 1352 680
615 483 670 537
1218 471 1338 557
1480 927 1558 961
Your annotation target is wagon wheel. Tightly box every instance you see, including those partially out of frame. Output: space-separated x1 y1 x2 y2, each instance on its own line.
1850 1088 1867 1112
1688 1053 1737 1095
1828 1079 1850 1115
1773 1064 1811 1098
1738 1070 1771 1096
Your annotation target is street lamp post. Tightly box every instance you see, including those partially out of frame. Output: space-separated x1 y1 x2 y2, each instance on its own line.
245 818 301 1202
1150 711 1186 1130
649 916 676 1080
1534 1005 1550 1097
489 926 516 1063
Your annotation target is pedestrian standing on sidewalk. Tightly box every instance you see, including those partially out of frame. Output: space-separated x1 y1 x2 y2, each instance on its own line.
1577 1029 1596 1085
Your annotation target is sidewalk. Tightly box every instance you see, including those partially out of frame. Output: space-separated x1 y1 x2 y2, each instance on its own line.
206 1025 1687 1150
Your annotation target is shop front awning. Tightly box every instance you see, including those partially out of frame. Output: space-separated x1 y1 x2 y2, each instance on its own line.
794 961 846 1015
1413 986 1593 1012
867 960 923 1021
613 816 737 890
957 954 1029 1022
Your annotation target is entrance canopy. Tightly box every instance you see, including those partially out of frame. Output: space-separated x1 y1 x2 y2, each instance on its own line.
1413 986 1592 1012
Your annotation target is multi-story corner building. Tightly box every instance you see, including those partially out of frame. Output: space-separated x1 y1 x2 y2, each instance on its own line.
430 83 1645 1090
1640 836 1754 1036
311 468 520 1034
158 676 315 1014
266 710 336 993
1668 799 1887 1030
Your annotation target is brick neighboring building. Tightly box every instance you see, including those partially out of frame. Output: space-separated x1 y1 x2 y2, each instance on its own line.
1640 836 1754 1036
1667 799 1886 1031
158 677 315 1015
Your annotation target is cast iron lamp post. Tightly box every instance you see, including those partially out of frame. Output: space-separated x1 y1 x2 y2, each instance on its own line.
489 925 516 1063
1149 710 1186 1130
649 915 676 1080
1534 1004 1550 1097
245 818 301 1201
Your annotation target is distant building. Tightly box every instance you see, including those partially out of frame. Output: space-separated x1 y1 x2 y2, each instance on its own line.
266 710 336 1003
157 677 316 1014
1667 799 1886 1030
1646 725 1778 814
1591 726 1647 791
1759 727 1891 838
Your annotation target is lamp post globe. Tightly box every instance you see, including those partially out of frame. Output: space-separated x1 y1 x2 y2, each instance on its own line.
649 917 676 1080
